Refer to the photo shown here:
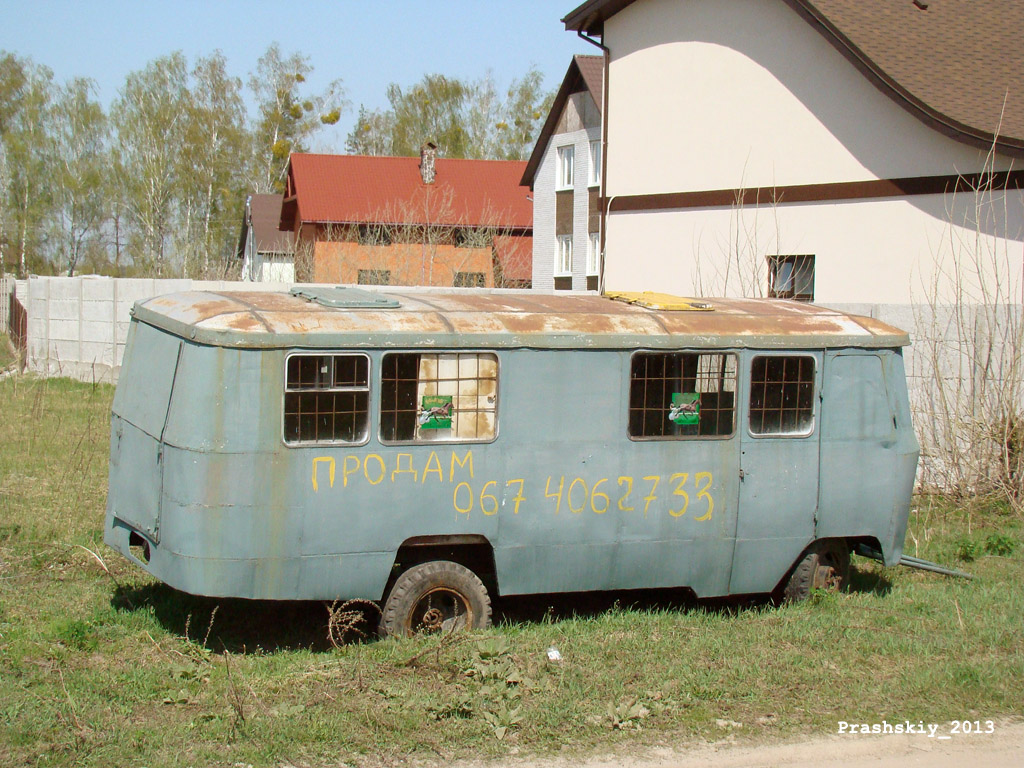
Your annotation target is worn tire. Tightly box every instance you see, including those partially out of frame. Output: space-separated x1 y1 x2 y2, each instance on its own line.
380 560 492 638
783 541 851 602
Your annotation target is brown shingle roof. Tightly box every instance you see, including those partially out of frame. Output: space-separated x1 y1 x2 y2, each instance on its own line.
236 194 293 258
563 0 1024 154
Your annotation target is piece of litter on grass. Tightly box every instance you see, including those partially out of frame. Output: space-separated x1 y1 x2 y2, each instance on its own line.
546 647 562 662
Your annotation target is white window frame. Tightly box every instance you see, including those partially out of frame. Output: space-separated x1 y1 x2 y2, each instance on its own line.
587 232 600 276
556 235 573 276
588 140 601 187
556 145 574 190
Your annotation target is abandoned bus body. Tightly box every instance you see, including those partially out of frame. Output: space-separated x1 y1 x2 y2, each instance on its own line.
105 288 919 635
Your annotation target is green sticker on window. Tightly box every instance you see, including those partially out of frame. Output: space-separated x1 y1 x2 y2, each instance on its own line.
418 395 453 429
669 393 700 426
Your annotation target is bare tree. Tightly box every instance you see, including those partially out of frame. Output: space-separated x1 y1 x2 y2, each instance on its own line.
912 138 1024 509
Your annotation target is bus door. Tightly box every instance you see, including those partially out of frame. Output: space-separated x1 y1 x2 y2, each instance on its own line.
730 351 822 594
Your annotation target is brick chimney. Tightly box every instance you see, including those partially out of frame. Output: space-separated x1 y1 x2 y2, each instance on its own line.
419 142 437 184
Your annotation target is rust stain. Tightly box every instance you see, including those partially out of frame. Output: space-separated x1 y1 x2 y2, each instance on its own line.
141 291 909 345
225 313 263 332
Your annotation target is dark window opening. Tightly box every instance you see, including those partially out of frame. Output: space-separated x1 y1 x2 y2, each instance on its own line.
357 224 392 246
629 352 737 439
749 355 816 435
381 352 497 443
358 269 391 285
454 228 493 248
454 271 486 288
768 255 814 301
284 354 369 444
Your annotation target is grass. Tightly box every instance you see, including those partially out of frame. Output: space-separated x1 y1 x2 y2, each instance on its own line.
0 336 16 371
1 375 1022 767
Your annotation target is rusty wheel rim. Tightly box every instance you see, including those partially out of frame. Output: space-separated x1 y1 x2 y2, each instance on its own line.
406 586 473 634
812 553 843 591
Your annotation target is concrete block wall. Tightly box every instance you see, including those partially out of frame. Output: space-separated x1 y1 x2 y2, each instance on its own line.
1 277 10 333
24 276 294 383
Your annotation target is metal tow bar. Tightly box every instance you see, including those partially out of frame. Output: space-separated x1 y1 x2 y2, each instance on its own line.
855 544 974 580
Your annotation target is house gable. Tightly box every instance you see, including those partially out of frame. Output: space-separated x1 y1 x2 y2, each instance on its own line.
522 55 604 189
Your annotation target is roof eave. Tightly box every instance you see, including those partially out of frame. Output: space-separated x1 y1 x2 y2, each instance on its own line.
785 0 1024 157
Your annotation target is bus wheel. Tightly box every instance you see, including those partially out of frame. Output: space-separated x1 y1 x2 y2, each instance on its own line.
783 541 850 602
380 560 492 638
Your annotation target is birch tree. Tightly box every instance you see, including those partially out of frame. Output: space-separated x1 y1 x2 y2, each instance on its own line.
1 54 53 277
177 52 247 277
344 68 553 161
248 44 346 193
111 52 189 275
51 78 108 276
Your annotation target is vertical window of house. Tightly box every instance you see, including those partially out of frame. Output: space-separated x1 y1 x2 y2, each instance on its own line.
557 145 575 189
628 352 737 439
748 355 816 436
588 140 601 186
380 352 498 443
768 255 815 301
284 354 370 444
587 233 600 276
556 235 573 276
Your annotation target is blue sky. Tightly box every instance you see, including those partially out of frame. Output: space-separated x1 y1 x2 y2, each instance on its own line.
0 0 592 150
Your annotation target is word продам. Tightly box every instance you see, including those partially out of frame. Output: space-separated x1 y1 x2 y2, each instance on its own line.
312 450 715 521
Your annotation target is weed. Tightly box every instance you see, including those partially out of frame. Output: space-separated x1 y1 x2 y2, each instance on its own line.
51 618 99 652
605 697 652 730
954 537 982 562
984 532 1017 556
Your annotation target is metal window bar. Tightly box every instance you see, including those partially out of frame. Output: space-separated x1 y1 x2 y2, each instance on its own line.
380 353 498 443
284 354 369 444
629 353 736 438
749 355 815 435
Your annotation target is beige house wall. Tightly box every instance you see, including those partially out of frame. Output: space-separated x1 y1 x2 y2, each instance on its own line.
600 0 1024 304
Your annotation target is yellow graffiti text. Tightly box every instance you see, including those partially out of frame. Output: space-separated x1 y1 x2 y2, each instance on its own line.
311 457 335 492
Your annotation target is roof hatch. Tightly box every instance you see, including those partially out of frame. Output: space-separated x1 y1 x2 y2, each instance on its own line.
289 286 401 309
606 291 714 311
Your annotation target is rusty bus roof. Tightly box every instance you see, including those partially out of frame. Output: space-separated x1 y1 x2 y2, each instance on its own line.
132 288 910 350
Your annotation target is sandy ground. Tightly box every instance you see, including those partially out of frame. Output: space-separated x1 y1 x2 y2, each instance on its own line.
450 721 1024 768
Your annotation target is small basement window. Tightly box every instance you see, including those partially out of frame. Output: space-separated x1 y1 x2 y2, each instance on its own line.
749 355 816 435
629 352 737 439
768 255 814 301
284 354 370 444
380 352 498 443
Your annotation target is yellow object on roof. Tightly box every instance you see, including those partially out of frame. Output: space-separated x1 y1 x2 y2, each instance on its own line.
605 291 715 311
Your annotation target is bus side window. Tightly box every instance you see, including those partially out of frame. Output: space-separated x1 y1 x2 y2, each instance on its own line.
628 352 737 439
284 353 370 445
380 352 498 444
748 355 815 436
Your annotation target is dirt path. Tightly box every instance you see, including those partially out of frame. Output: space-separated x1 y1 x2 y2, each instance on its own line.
452 721 1024 768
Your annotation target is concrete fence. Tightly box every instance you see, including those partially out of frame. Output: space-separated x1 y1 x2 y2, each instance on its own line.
13 276 294 383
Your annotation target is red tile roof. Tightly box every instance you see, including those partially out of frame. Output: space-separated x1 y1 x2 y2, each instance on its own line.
563 0 1024 155
286 153 532 229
